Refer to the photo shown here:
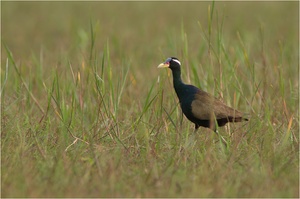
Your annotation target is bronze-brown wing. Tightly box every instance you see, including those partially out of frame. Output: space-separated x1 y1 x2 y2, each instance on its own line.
191 90 215 120
191 90 244 120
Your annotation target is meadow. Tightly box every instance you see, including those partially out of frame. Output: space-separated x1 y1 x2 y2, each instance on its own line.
1 1 299 197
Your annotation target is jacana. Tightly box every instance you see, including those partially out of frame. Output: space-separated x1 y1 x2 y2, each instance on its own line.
158 57 248 132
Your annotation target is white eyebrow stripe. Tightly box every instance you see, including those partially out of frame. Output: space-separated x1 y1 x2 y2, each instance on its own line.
173 59 181 65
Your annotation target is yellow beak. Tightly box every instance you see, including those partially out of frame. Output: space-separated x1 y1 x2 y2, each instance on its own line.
157 63 169 68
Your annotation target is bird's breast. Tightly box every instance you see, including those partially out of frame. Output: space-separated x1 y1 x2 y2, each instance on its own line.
179 94 195 115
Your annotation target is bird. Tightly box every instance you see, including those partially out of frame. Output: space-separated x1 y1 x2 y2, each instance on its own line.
158 57 248 133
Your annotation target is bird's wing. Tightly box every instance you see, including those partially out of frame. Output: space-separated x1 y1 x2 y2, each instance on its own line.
191 91 215 120
191 90 243 120
212 98 244 119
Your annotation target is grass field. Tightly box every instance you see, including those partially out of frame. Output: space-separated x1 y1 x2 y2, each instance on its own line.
1 1 299 197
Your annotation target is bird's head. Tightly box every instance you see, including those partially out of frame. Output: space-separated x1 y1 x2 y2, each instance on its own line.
158 57 181 70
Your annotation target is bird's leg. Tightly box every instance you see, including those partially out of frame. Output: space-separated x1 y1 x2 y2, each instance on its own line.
183 124 200 149
184 126 197 149
211 117 228 148
214 128 228 148
194 124 199 133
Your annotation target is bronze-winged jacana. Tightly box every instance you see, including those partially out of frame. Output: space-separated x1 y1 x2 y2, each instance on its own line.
158 57 248 132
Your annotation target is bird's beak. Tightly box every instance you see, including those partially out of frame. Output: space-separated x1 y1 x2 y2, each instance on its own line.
157 62 169 68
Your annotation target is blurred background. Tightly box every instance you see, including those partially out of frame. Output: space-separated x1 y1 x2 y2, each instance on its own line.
2 1 298 64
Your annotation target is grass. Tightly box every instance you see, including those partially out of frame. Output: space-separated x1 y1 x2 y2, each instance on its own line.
1 1 299 198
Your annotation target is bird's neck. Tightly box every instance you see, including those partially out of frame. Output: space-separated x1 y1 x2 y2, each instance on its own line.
171 69 186 99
